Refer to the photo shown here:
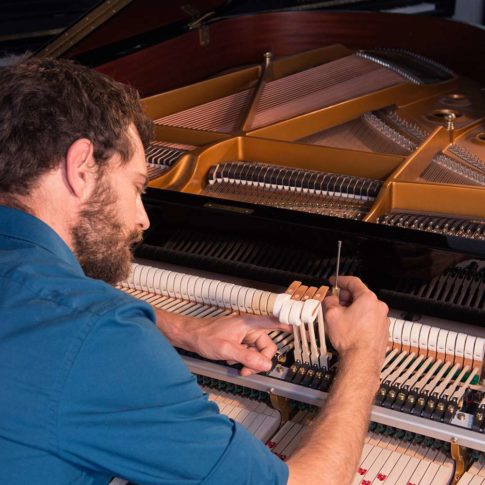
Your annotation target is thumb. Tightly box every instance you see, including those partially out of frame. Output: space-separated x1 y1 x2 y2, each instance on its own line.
322 295 341 312
229 343 272 374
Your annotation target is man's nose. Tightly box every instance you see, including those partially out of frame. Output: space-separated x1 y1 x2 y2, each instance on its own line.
137 200 150 231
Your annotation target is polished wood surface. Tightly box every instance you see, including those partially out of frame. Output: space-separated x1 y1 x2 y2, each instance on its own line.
95 12 485 96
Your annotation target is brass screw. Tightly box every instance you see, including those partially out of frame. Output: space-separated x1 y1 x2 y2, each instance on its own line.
445 112 456 142
445 112 456 130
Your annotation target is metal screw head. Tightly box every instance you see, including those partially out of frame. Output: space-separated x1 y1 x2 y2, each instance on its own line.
445 112 457 122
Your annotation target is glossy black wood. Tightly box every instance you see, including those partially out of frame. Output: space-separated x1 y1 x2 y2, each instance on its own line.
139 189 484 325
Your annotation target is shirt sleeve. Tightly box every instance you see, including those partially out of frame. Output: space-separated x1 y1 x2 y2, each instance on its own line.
56 300 288 485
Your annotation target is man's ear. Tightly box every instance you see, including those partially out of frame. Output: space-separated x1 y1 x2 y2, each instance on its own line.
64 138 97 199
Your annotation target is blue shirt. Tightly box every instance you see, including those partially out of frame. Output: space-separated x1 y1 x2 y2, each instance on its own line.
0 206 288 485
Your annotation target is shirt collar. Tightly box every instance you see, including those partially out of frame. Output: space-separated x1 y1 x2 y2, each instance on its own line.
0 205 84 275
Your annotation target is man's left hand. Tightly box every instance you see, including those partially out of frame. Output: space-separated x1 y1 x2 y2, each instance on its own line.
154 308 290 376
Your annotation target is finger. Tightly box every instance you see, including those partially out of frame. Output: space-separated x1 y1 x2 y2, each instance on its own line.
240 365 260 377
329 275 370 299
239 346 272 377
322 294 341 312
327 278 353 304
253 332 278 360
228 342 273 374
241 332 278 375
227 343 250 365
325 291 353 306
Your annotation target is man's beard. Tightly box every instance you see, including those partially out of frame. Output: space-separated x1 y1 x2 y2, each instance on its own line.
71 177 143 284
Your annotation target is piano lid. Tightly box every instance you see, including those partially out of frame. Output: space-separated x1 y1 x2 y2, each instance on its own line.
34 0 227 60
32 10 484 98
32 1 468 76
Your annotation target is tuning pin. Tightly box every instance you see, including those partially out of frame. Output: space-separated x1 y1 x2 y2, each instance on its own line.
264 51 273 65
445 112 456 142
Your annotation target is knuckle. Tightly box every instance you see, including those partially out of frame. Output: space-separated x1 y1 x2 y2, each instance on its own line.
219 342 231 356
363 290 377 302
380 302 389 315
325 306 339 319
323 295 338 309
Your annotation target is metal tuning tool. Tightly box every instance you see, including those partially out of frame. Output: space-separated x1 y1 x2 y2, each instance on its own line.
332 240 342 298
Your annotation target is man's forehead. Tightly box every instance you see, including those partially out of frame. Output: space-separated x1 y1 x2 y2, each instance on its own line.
126 125 148 175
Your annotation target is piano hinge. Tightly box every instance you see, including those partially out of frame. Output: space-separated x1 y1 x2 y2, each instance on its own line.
183 5 214 47
268 388 292 424
198 25 210 47
450 438 470 484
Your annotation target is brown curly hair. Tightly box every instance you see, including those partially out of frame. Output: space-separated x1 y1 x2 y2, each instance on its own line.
0 57 153 198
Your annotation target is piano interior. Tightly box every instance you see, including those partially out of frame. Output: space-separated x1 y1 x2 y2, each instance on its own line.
141 43 485 246
53 6 485 483
124 40 485 484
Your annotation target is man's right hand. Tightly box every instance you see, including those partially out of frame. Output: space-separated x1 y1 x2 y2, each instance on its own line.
287 277 390 485
323 276 389 373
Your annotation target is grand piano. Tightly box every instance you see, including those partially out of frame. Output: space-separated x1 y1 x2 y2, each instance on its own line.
36 2 485 483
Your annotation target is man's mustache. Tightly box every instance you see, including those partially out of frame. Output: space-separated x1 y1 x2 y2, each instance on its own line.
128 230 144 248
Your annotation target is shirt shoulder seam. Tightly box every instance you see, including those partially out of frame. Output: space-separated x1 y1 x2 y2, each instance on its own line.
0 232 78 267
0 272 134 319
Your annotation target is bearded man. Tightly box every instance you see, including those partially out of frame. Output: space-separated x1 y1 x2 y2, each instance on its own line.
0 58 389 485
